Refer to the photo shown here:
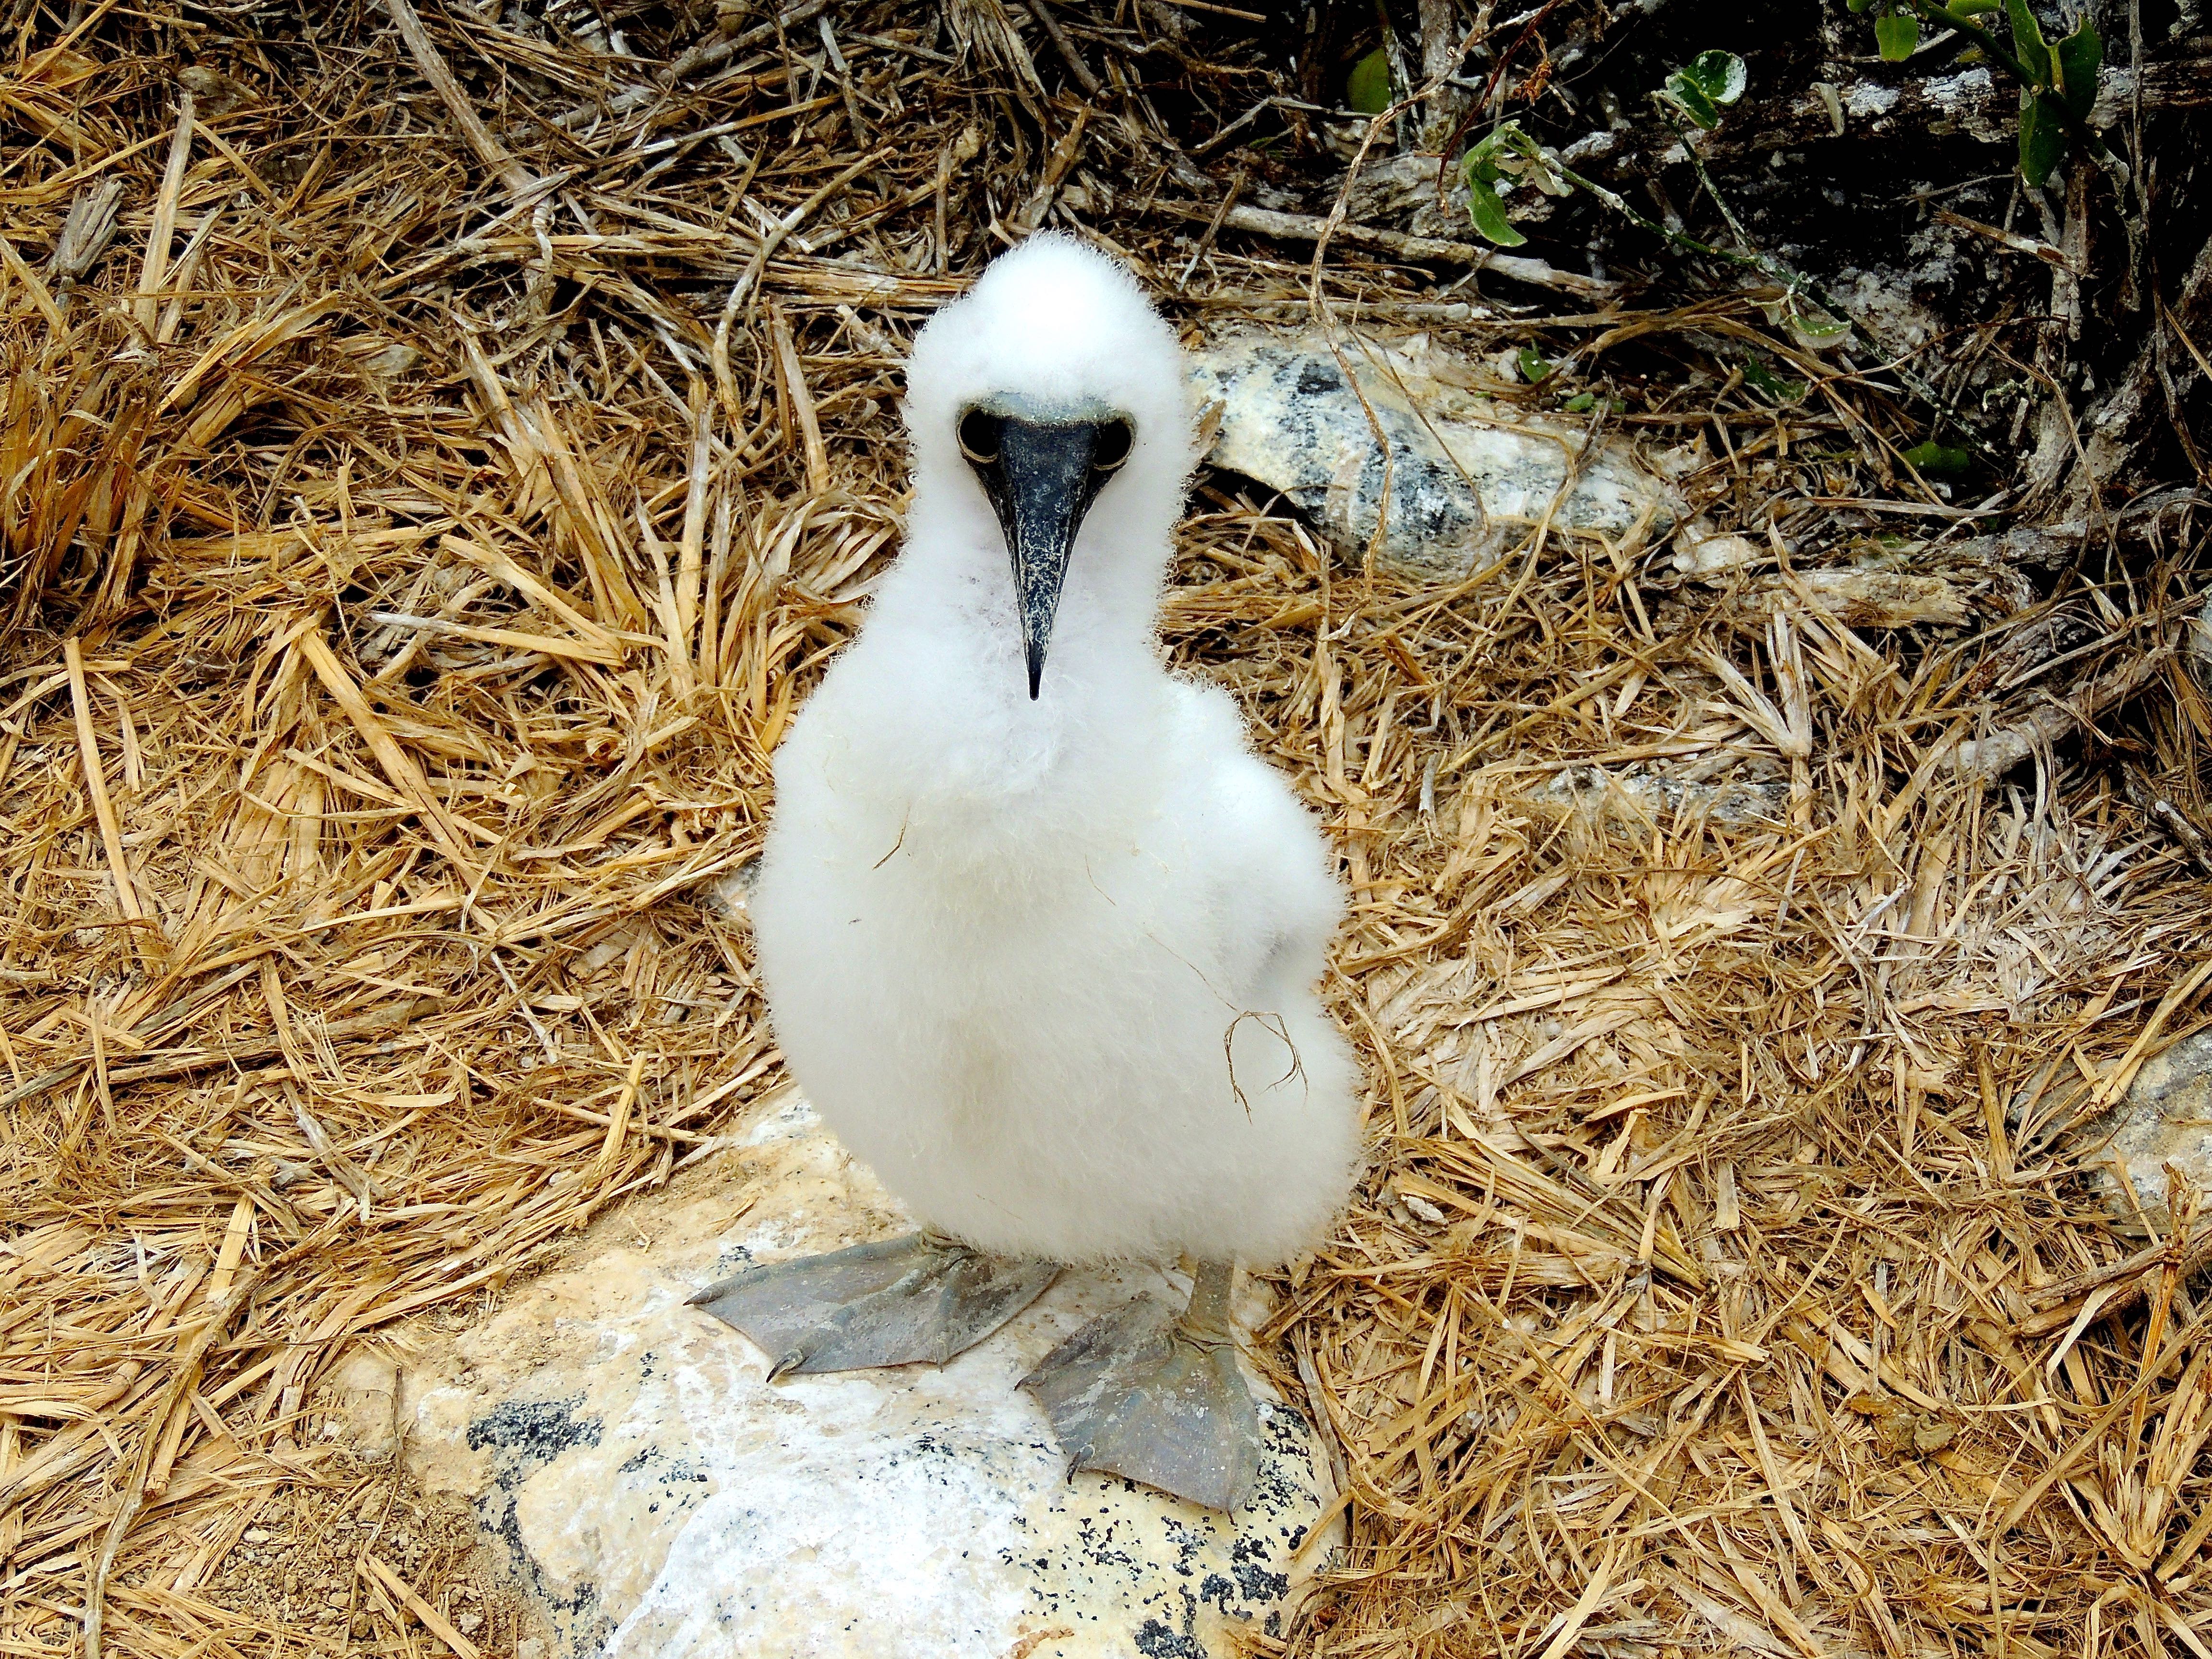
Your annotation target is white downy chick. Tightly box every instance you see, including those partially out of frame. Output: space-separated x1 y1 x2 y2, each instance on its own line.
749 233 1359 1271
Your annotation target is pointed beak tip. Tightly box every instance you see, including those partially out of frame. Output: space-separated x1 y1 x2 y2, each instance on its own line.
979 415 1115 711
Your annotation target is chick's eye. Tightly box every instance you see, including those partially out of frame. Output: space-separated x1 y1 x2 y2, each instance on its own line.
1092 420 1133 473
958 409 1001 464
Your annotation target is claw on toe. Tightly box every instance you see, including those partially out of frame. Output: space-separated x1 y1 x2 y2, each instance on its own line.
690 1233 1058 1376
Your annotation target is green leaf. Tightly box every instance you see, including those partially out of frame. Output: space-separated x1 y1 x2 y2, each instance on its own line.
1846 0 1875 12
1901 440 1973 476
1787 301 1854 352
1681 49 1748 106
1742 353 1806 405
1464 174 1527 246
2018 93 2064 185
1952 0 2000 12
2052 18 2102 119
1875 12 1921 58
1488 133 1571 197
1517 347 1553 385
1664 70 1721 128
1347 48 1391 115
1464 122 1571 240
2005 0 2050 83
1464 122 1518 183
1563 390 1596 412
1660 51 1746 130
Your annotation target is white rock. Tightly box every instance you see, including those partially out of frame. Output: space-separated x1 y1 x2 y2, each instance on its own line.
375 1090 1341 1659
1190 332 1683 575
2083 1030 2212 1234
1670 530 1767 578
694 857 757 924
1844 82 1900 118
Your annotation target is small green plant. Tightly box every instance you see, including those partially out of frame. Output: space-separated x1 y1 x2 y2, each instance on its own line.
1454 52 1984 431
1460 59 1846 353
1347 48 1392 116
1741 353 1807 406
1462 122 1569 247
1852 0 2110 186
1901 440 1974 477
1457 17 2116 296
1461 56 1752 261
1658 49 1747 130
1754 291 1852 352
1850 0 1997 61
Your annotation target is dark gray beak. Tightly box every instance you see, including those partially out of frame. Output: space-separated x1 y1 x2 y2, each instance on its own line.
961 410 1129 699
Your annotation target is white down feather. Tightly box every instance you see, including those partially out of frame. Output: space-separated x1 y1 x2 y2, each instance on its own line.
749 234 1360 1266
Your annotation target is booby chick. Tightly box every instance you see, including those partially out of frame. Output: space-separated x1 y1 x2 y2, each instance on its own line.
692 234 1360 1512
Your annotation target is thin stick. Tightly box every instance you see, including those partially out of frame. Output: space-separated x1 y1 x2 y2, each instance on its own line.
712 147 889 421
65 639 153 960
362 1555 483 1659
676 382 713 650
299 630 483 879
381 0 536 198
769 304 830 495
600 1052 646 1171
0 232 61 330
134 89 192 335
1022 0 1104 98
1172 201 1616 300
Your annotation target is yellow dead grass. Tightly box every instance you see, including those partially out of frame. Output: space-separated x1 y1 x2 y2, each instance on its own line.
3 8 2212 1659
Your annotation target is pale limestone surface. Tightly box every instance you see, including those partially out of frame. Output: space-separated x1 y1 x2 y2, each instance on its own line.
2084 1029 2212 1234
1190 331 1682 573
369 1089 1339 1659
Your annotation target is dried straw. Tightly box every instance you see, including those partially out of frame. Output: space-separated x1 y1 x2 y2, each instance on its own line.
2 5 2210 1658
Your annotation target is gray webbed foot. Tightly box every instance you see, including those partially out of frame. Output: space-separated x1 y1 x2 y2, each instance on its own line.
689 1232 1058 1378
1018 1259 1261 1513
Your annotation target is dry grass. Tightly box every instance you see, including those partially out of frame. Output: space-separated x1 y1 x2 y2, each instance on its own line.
2 4 2212 1657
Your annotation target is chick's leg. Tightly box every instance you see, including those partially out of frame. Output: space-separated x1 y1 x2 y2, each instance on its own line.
690 1232 1058 1378
1019 1259 1262 1513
